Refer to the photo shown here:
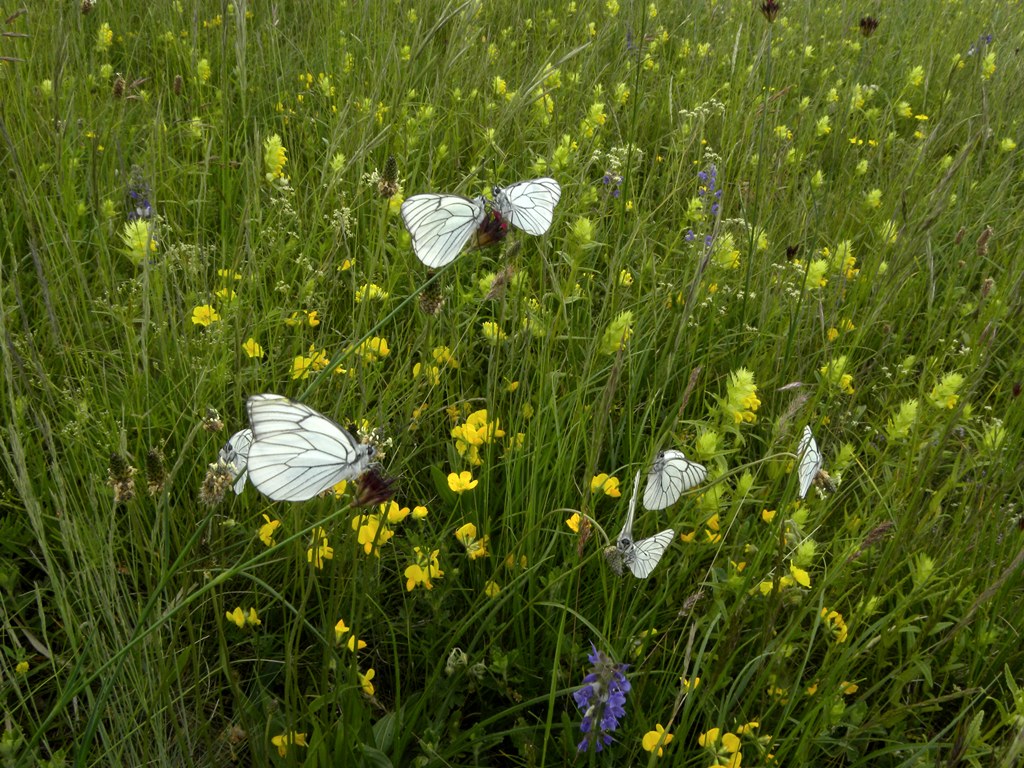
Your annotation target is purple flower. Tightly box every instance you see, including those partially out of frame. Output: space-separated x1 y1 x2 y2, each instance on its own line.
573 644 630 753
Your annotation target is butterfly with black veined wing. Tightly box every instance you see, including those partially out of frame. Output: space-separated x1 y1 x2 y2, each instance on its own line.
400 178 560 267
615 471 676 578
643 449 707 510
218 427 253 495
493 177 561 236
245 394 375 502
796 425 835 498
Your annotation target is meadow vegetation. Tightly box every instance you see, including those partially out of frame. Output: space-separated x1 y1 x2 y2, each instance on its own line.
1 0 1023 765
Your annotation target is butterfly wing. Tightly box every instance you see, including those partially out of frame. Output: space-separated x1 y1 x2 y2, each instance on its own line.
219 427 253 495
797 425 822 499
624 529 675 578
616 470 643 545
245 394 373 501
643 449 708 510
494 178 561 235
400 193 487 268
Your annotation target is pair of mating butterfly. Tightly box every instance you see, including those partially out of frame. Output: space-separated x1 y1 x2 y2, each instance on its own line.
400 178 561 267
219 394 377 502
611 427 832 579
610 450 709 579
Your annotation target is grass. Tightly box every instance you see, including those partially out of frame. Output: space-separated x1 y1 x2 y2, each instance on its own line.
2 0 1023 765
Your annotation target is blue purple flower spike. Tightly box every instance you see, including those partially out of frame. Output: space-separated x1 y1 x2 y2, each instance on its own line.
686 163 722 248
572 644 631 753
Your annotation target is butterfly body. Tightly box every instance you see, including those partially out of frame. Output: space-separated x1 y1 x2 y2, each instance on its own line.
401 178 560 267
218 427 253 495
245 394 375 502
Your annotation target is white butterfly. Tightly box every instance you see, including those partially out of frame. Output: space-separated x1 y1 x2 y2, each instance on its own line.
493 177 561 235
218 427 253 495
796 425 823 499
643 449 707 510
245 394 375 502
400 177 560 267
616 471 676 578
400 194 487 268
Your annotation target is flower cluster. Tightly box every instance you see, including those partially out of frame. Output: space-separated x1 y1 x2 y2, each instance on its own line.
928 371 964 409
590 473 621 498
819 356 855 395
573 644 631 752
404 546 443 591
451 409 505 465
720 368 761 425
455 523 489 559
599 311 634 355
263 133 288 186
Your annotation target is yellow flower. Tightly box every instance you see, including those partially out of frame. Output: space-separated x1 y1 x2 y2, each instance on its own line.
451 410 504 466
95 22 113 53
412 505 429 520
226 607 260 628
448 471 478 493
257 514 280 547
121 220 157 264
242 337 264 358
354 283 389 302
928 372 964 410
642 724 674 757
351 513 394 556
484 580 500 597
306 527 333 569
16 660 29 675
381 500 410 524
481 321 507 343
432 345 458 367
722 367 760 425
761 509 776 523
599 311 633 355
790 562 811 587
263 133 287 182
271 731 307 757
358 668 376 696
347 635 367 652
682 676 700 692
590 473 621 498
455 522 490 559
334 618 350 644
565 512 582 532
191 305 220 327
357 336 390 363
285 309 320 327
820 356 855 395
841 680 859 695
699 728 742 766
291 345 329 380
404 547 443 590
821 607 849 644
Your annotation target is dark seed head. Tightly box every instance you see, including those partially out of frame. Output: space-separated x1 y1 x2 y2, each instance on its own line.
858 16 879 37
760 1 780 23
